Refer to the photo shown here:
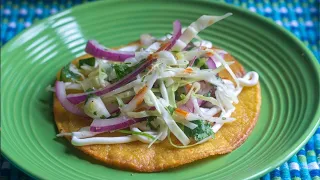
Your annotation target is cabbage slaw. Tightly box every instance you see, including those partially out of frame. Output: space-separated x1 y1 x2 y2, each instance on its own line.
54 13 259 148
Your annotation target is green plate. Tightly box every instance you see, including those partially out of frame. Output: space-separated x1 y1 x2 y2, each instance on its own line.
2 1 320 179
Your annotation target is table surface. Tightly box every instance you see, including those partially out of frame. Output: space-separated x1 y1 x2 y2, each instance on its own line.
1 0 319 179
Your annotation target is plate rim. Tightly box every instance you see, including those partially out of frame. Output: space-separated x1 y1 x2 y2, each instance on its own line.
1 0 320 179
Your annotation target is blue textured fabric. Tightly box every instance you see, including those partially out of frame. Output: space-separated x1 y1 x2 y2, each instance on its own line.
1 0 319 179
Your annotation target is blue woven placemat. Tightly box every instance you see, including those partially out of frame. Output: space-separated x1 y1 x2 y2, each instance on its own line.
1 0 319 179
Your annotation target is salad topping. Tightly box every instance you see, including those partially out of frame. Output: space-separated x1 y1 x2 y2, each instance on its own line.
55 13 259 148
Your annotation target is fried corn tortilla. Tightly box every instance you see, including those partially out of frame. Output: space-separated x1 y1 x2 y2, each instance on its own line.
54 44 261 172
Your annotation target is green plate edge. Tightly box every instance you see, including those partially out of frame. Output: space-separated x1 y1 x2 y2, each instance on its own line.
1 0 320 179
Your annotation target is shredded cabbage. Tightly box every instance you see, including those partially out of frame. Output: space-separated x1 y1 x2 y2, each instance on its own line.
55 13 260 148
84 96 111 119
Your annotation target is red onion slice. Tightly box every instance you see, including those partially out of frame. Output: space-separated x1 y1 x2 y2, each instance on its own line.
67 58 155 104
90 116 146 132
105 103 120 115
198 81 217 107
68 20 179 104
85 40 135 62
199 81 217 108
166 20 182 50
198 81 213 95
206 57 217 69
149 106 156 110
185 99 195 113
180 86 195 113
55 81 87 117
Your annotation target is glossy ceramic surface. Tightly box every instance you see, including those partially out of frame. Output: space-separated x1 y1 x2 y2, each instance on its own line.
2 1 320 179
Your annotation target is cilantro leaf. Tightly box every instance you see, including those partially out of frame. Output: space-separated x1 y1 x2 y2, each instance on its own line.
177 122 185 131
180 93 186 100
109 111 120 118
183 120 214 141
79 57 95 67
146 116 158 130
60 63 81 82
113 63 133 80
84 88 96 103
193 58 199 66
194 58 208 69
200 63 209 70
165 106 175 115
111 60 147 82
184 41 196 51
86 88 95 92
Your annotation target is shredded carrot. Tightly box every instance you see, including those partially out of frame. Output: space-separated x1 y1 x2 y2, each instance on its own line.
147 53 159 61
147 54 154 61
174 108 189 118
184 67 193 74
135 106 148 112
136 99 144 106
146 41 168 61
206 52 213 57
185 84 192 93
135 85 148 106
157 41 171 51
137 85 148 95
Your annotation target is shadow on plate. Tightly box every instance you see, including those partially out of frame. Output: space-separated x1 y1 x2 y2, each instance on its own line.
165 154 225 173
53 137 121 171
37 79 55 124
